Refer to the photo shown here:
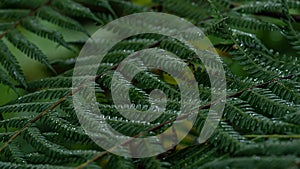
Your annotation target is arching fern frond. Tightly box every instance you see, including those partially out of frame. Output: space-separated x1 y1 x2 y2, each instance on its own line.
0 0 299 169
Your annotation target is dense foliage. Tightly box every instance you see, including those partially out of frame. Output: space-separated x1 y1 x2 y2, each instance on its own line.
0 0 300 168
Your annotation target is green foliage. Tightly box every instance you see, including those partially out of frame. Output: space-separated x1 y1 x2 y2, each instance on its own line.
0 0 300 168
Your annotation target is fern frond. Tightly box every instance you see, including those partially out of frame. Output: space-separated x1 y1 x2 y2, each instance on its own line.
6 29 55 73
3 142 26 164
37 6 87 34
25 152 84 165
286 0 300 9
0 0 45 9
228 14 280 31
109 0 148 15
21 17 70 50
224 98 299 134
0 68 17 92
235 1 282 14
0 0 299 168
41 114 91 143
236 139 300 156
0 116 31 128
27 77 72 90
106 155 135 169
199 156 300 169
51 0 100 23
0 9 29 20
268 80 300 104
0 40 26 88
165 145 218 169
240 88 297 117
154 0 210 22
138 157 168 169
0 102 55 113
0 22 14 30
22 127 100 158
0 161 73 169
209 121 249 153
13 88 71 103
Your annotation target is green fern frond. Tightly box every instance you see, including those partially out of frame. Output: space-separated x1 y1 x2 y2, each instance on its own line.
21 17 71 50
199 156 300 169
0 0 300 168
164 145 218 169
228 14 280 31
27 77 72 90
0 102 55 114
51 0 101 23
0 68 18 92
240 88 297 117
37 6 87 34
0 161 73 169
224 98 299 134
235 1 283 14
6 29 55 73
106 155 135 169
0 116 31 128
3 142 26 164
268 80 300 104
0 9 30 20
0 40 26 88
22 127 100 158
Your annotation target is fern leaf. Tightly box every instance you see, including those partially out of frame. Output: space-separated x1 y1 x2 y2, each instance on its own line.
236 139 300 156
0 102 55 113
13 88 70 103
0 22 14 30
6 29 55 73
0 116 31 128
25 152 85 165
51 0 101 23
22 127 100 158
224 98 299 134
106 155 135 169
286 0 300 9
138 157 168 169
165 145 218 169
3 142 26 164
27 77 72 90
268 80 300 104
0 9 29 20
0 40 26 88
240 88 297 117
74 0 117 18
199 156 300 169
41 114 91 143
209 121 250 153
37 6 87 34
235 1 282 14
0 68 17 92
228 15 280 31
0 0 45 9
21 17 71 50
0 161 73 169
0 0 300 168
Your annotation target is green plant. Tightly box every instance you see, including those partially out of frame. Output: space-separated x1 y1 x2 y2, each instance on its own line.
0 0 300 168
